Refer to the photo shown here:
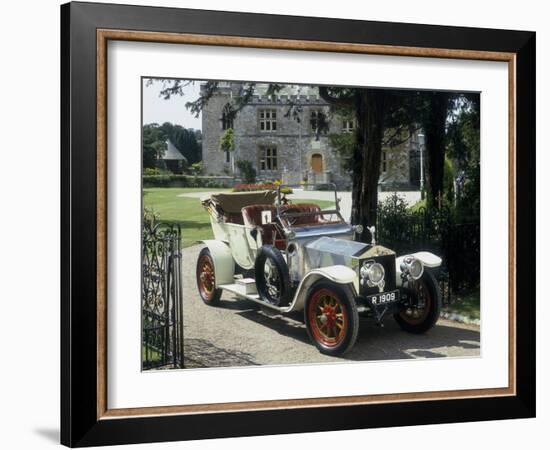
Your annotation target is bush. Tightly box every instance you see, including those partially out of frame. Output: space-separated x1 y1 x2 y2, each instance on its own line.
143 167 161 176
235 160 256 183
376 193 479 292
142 174 230 188
190 162 203 174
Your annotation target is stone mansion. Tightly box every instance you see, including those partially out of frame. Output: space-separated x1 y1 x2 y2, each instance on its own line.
201 82 421 190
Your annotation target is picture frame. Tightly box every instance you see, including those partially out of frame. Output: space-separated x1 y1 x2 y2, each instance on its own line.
60 1 535 447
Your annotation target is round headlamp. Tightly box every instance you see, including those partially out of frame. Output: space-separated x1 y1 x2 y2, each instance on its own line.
401 256 424 280
360 261 385 286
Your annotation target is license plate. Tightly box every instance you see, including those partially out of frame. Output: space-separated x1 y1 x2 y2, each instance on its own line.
369 290 400 306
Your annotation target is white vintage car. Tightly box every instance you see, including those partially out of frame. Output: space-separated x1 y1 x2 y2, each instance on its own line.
196 185 442 356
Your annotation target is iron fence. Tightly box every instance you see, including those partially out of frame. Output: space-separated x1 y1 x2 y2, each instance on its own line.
377 206 479 304
142 221 184 369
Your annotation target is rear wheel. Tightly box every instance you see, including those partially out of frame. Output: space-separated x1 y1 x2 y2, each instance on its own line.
255 245 291 306
305 281 359 356
196 248 222 305
394 270 441 333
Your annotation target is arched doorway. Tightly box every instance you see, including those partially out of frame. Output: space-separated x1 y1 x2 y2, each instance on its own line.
310 153 323 173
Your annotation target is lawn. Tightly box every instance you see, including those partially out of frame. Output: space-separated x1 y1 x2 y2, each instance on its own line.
143 187 335 247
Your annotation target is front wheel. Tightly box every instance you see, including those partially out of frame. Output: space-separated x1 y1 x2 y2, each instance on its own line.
304 281 359 356
196 248 222 305
394 270 441 333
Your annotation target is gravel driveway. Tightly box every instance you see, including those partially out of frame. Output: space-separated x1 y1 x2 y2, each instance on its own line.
182 245 480 369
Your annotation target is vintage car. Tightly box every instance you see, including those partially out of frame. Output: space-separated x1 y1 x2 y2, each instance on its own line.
196 185 442 356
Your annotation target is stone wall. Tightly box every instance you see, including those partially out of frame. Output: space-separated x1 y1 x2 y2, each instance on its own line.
201 83 415 191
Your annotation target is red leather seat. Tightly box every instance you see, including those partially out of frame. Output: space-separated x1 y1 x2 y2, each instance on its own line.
283 203 322 225
241 205 278 227
242 205 281 247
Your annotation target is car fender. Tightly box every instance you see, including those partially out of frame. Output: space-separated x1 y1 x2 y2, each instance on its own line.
395 251 442 283
285 265 356 312
198 240 235 286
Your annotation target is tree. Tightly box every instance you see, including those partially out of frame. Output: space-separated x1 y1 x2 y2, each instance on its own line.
417 91 452 209
142 122 202 169
142 123 166 168
446 95 480 218
219 128 235 153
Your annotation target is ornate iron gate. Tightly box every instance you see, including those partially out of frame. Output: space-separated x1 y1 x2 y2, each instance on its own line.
142 222 184 369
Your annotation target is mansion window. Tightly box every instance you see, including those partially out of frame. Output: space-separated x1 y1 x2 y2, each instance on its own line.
381 150 388 173
259 146 278 171
310 110 325 133
259 109 277 132
221 103 234 130
342 119 355 133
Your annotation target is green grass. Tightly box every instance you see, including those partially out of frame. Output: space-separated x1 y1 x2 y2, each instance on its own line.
143 187 335 247
442 290 480 320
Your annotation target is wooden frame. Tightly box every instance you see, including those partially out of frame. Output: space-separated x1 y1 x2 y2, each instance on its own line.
61 2 535 446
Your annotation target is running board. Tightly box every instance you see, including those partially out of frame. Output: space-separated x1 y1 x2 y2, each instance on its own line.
218 283 285 312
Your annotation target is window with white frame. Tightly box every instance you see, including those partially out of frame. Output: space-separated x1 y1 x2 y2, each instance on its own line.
259 146 278 171
342 119 355 133
259 109 277 132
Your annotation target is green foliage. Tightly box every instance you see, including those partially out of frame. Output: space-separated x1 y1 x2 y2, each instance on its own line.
378 193 409 218
235 159 256 183
142 174 230 188
442 155 455 206
219 128 235 153
191 161 203 174
142 122 202 170
447 99 480 220
142 124 167 168
328 132 355 173
143 167 161 176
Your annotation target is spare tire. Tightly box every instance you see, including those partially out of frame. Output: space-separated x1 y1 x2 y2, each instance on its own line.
255 245 291 306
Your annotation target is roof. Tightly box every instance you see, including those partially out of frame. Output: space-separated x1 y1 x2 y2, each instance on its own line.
162 140 188 161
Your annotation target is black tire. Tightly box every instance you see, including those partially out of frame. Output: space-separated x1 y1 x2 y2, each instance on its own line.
304 280 359 356
394 270 441 333
254 245 291 306
196 248 222 305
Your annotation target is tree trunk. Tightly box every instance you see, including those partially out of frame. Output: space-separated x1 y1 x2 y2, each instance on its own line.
351 90 385 242
423 92 449 209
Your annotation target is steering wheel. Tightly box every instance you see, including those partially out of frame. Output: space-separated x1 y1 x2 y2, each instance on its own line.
282 207 301 226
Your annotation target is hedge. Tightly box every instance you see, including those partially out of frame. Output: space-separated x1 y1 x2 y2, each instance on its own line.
142 175 232 188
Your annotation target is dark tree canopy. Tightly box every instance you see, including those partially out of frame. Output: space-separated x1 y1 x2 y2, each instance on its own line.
142 122 202 168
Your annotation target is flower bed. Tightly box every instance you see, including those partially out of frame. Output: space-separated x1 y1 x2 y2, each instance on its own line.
232 183 293 194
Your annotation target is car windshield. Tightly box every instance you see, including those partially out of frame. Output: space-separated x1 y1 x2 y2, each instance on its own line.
275 184 346 229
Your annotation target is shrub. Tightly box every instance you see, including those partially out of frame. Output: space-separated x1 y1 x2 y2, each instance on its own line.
235 160 256 183
191 162 203 174
142 174 229 188
219 128 235 152
143 167 161 176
